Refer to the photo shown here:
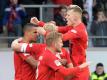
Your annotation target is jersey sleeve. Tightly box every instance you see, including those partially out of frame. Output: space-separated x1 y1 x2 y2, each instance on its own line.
58 26 72 33
38 21 45 27
45 53 62 71
62 29 80 41
18 53 31 61
38 21 73 34
21 43 45 55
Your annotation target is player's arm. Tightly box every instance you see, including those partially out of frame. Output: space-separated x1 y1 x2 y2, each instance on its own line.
30 17 72 33
19 53 38 68
58 26 72 33
11 38 35 53
62 29 80 41
11 38 23 52
25 56 38 68
57 62 90 76
46 54 90 77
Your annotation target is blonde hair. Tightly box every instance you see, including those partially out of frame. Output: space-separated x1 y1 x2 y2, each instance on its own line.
68 5 82 16
43 23 57 32
46 31 62 46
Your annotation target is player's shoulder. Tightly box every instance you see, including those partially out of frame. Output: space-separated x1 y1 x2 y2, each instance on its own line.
43 49 55 58
32 43 46 47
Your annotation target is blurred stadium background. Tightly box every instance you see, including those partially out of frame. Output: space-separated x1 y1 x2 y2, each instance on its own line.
0 0 107 80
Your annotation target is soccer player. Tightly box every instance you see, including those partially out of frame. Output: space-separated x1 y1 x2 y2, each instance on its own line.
61 5 90 80
30 5 90 80
13 23 39 80
36 31 90 80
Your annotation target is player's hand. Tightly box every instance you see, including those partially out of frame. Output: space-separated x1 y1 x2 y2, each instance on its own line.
59 59 67 66
37 27 46 35
79 62 91 69
30 17 40 25
49 21 56 25
11 38 22 50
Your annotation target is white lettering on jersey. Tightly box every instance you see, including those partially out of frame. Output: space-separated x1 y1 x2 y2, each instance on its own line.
23 53 30 56
71 29 77 33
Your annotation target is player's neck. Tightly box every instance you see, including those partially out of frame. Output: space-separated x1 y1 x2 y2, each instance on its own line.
47 47 56 54
22 36 30 43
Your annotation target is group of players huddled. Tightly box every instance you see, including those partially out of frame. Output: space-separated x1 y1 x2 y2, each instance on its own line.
11 5 91 80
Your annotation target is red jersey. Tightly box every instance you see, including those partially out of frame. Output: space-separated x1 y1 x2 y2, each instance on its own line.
36 49 62 80
22 43 46 60
62 23 90 80
24 43 71 64
55 48 72 80
38 21 90 80
14 42 36 80
38 21 88 66
24 44 72 80
59 48 71 64
36 49 80 80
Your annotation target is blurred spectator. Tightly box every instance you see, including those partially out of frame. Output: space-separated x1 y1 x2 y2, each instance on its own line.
84 0 93 22
54 5 69 47
0 0 8 34
82 10 89 26
3 0 27 47
20 0 47 20
52 0 72 6
91 63 107 80
72 0 84 9
54 5 67 26
0 20 3 34
90 10 107 47
52 0 72 15
92 0 107 20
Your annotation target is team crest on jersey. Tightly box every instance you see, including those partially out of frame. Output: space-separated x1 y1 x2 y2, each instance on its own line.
54 60 61 66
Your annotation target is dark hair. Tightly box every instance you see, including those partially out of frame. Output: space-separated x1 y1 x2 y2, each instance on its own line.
96 63 104 67
82 10 88 14
23 23 38 35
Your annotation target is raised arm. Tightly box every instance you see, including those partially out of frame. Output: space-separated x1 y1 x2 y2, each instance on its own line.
30 17 72 33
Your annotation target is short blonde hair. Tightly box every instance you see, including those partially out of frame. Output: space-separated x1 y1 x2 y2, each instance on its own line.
46 31 62 46
43 23 57 32
68 5 82 16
